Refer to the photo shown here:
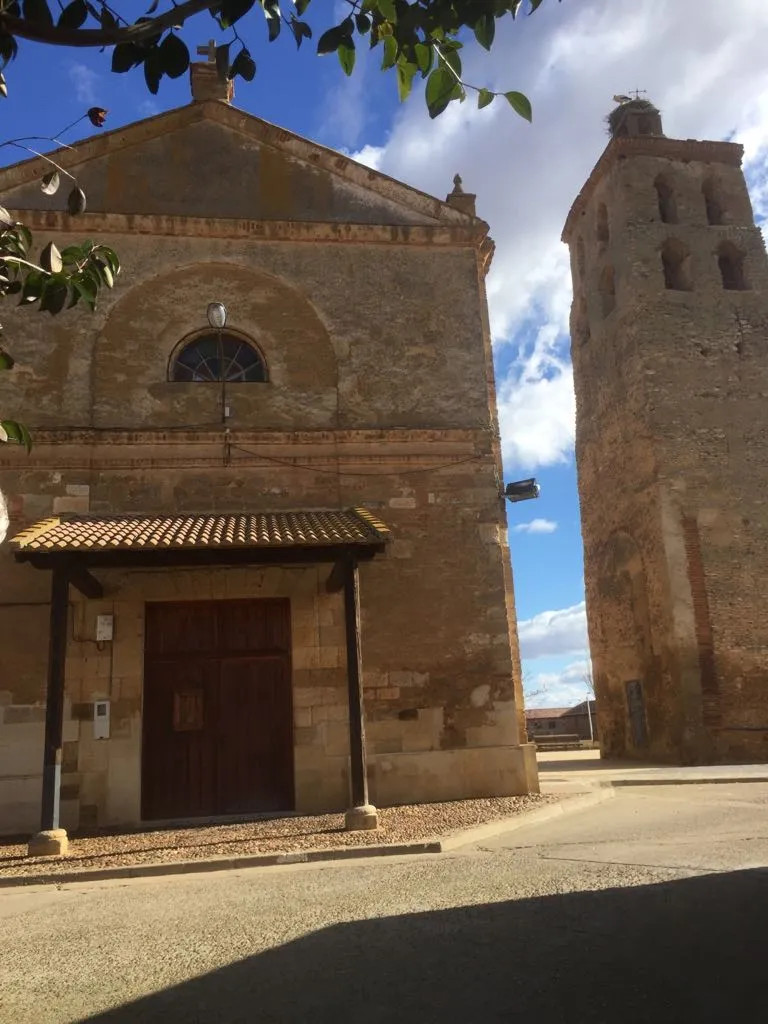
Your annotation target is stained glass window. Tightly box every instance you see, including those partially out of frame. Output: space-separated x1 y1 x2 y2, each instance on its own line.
170 333 267 383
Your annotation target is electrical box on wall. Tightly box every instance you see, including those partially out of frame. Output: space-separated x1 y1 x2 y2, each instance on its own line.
96 614 114 642
93 700 110 740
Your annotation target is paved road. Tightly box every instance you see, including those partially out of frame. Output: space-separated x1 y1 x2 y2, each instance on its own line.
2 784 767 1024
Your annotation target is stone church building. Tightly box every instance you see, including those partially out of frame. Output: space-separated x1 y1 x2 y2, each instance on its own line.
0 57 537 849
564 97 768 765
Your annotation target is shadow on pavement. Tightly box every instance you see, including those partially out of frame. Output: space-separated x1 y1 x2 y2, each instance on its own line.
87 867 768 1023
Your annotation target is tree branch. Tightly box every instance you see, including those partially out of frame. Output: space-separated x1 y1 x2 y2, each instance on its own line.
0 0 215 48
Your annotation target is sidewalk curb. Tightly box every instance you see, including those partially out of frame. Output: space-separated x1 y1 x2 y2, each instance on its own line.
439 788 616 851
0 840 443 889
605 775 768 787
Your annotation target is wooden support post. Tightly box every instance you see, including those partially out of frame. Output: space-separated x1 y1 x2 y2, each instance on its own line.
28 568 70 857
342 554 378 830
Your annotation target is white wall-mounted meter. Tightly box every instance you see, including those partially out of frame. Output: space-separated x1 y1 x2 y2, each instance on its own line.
93 699 110 740
96 614 114 642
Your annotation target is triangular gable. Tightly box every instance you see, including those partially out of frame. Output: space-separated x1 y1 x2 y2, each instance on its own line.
0 101 480 228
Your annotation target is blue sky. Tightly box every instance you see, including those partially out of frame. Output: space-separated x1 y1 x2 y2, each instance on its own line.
2 0 767 707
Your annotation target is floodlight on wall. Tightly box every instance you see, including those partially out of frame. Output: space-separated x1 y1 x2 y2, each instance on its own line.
504 478 540 503
207 301 228 330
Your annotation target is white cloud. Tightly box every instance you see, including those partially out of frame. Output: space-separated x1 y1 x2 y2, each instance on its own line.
68 63 99 106
524 658 593 709
518 601 588 661
512 518 558 534
347 0 768 471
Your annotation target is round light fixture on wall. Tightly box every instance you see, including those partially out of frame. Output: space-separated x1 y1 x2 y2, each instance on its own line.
206 302 228 330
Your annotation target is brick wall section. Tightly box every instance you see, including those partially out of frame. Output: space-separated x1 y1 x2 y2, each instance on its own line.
0 107 536 832
564 120 768 764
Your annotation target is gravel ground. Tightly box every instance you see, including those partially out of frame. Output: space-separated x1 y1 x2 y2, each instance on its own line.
0 793 555 878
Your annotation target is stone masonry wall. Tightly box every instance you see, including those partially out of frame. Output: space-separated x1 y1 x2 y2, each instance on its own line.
567 134 768 764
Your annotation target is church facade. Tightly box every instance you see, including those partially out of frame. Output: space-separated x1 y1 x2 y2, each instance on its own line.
563 98 768 765
0 59 537 844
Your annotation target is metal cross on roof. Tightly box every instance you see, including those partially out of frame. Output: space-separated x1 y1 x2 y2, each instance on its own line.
629 88 648 100
196 39 217 62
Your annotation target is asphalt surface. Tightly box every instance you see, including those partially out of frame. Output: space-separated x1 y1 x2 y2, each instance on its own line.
1 783 767 1024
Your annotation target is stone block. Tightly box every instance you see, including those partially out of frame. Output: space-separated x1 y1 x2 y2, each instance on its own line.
28 828 68 857
294 707 312 728
311 704 348 724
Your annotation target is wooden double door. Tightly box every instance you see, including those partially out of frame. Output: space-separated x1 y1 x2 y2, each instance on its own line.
141 598 294 821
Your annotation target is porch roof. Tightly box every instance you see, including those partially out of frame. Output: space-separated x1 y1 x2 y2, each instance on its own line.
11 509 390 573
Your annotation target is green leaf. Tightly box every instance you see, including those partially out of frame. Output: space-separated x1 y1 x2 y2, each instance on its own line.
355 12 371 34
478 88 495 110
0 205 13 228
440 46 461 79
504 90 532 122
112 42 142 74
263 0 281 41
57 0 88 29
0 350 15 371
414 42 432 75
160 33 190 79
67 186 87 215
294 0 311 14
377 0 396 22
70 278 97 312
396 60 417 103
474 13 495 51
337 39 355 77
0 419 32 452
317 23 349 56
218 0 254 28
425 66 456 119
0 33 19 71
21 0 53 26
230 48 256 82
39 241 63 274
215 43 231 83
289 18 312 49
0 71 7 98
39 277 69 315
20 271 45 304
381 34 397 70
40 170 60 195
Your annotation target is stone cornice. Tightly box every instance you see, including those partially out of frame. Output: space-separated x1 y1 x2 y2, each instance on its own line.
6 209 489 249
562 135 745 243
0 427 491 469
0 99 486 232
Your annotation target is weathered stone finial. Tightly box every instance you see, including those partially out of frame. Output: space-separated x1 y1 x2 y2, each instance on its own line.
446 173 476 216
190 39 235 104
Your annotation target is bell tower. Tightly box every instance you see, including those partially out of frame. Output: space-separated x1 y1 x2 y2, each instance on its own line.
562 97 768 764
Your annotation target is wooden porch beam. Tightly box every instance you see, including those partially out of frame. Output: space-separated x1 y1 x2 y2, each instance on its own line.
342 555 378 831
66 565 104 599
27 568 71 856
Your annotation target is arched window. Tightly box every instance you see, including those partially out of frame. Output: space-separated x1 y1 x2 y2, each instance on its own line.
702 178 725 226
169 332 267 382
576 236 586 280
654 175 678 224
717 242 748 291
596 203 610 245
599 265 615 318
661 239 692 291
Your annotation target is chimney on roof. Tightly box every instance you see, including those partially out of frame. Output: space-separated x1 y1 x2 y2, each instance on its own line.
446 173 476 217
190 39 234 104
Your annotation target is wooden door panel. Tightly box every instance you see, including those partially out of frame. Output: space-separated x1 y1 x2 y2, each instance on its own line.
216 598 291 655
142 598 294 821
141 657 217 820
217 656 294 815
144 601 217 657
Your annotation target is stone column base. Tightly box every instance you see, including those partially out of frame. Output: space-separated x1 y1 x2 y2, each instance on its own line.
27 828 69 858
344 804 379 831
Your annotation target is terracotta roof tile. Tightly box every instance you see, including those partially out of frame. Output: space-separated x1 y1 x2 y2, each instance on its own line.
12 508 390 553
